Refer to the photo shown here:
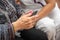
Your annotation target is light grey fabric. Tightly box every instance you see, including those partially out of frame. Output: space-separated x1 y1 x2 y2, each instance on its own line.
20 0 46 12
55 25 60 40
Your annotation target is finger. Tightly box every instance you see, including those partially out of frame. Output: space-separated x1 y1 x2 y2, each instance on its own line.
25 19 36 25
30 15 39 21
24 19 34 25
27 22 36 29
21 10 32 16
25 10 33 17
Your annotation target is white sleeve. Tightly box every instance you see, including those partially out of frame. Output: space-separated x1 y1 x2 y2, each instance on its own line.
35 17 55 30
35 17 56 40
48 3 60 26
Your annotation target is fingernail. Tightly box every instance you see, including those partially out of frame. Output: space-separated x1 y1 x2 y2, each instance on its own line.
29 10 33 14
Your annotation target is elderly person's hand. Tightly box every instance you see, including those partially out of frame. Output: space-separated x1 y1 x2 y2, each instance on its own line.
12 10 38 32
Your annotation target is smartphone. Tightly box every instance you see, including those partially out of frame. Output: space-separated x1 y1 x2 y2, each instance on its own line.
32 11 37 16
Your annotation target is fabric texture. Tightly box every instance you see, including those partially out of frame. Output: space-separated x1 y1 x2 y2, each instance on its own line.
0 0 20 40
0 9 15 40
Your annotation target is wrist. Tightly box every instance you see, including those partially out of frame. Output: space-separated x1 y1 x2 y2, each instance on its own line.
12 20 25 32
12 22 18 32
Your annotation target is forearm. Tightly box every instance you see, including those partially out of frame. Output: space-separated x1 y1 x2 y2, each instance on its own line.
37 0 55 20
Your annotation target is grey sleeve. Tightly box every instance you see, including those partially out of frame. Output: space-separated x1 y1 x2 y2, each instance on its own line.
0 24 15 40
0 9 15 40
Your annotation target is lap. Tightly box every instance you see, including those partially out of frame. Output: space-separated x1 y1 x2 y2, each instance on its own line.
21 28 48 40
